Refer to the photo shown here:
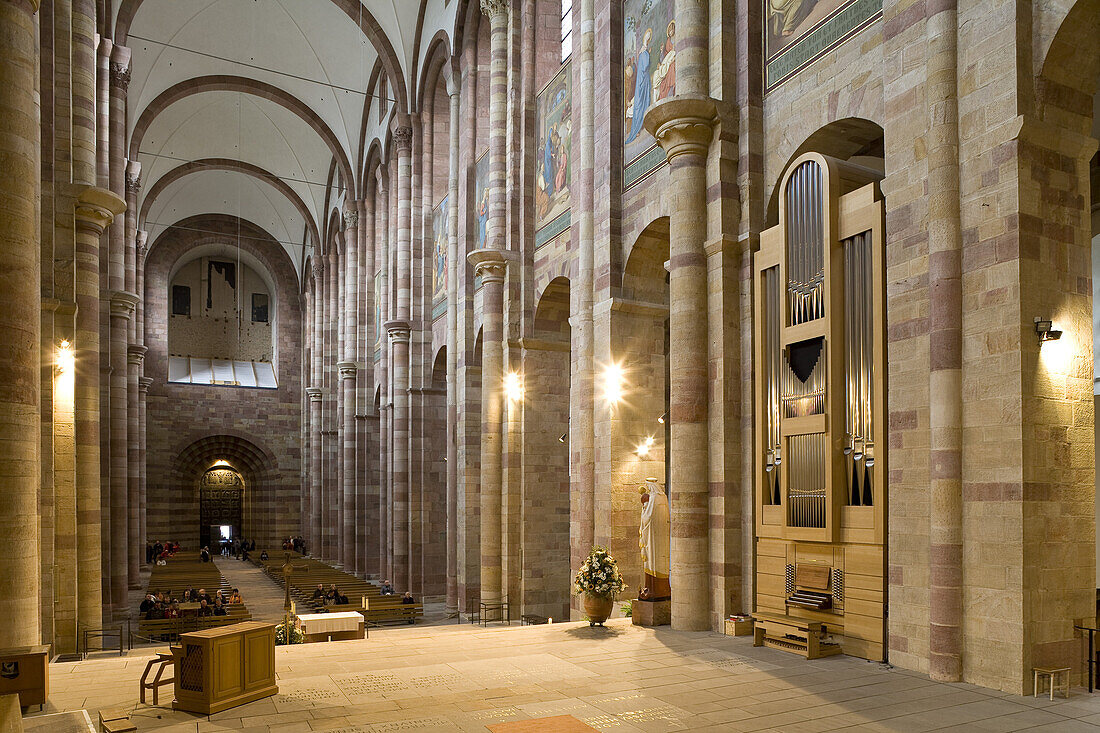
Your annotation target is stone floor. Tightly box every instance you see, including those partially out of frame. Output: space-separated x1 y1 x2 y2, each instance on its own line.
27 619 1100 732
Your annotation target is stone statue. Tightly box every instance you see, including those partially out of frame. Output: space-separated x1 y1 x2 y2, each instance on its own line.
638 477 671 601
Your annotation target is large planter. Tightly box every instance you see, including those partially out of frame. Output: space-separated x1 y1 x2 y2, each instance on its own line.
583 594 614 626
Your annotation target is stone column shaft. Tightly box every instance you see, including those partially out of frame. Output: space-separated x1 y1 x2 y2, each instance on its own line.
926 0 963 682
310 266 324 554
445 86 460 614
109 291 136 612
0 0 42 648
377 174 391 581
138 377 152 581
342 208 359 572
359 196 376 577
643 0 715 631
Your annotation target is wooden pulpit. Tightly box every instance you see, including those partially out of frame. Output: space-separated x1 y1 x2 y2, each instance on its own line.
172 622 277 714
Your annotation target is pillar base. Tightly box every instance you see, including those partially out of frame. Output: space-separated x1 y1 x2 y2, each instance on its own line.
631 599 671 627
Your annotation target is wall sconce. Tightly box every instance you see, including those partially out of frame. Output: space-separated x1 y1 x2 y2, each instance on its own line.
56 339 74 375
558 433 567 443
657 412 667 424
636 435 656 457
602 362 625 404
1034 317 1062 345
504 371 524 402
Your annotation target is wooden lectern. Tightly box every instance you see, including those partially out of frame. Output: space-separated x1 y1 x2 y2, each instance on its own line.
0 646 48 711
171 622 277 714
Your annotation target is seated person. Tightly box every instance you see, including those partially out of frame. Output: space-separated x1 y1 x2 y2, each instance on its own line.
259 550 269 561
229 589 242 604
212 598 227 616
197 600 213 617
139 594 157 615
146 602 166 620
325 584 339 604
188 587 200 602
164 602 180 619
379 580 395 596
241 547 250 561
401 591 415 605
312 584 325 601
334 592 349 605
197 588 212 604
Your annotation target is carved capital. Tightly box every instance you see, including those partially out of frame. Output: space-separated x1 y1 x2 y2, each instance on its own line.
138 376 153 393
393 126 413 152
312 259 325 278
343 209 359 230
127 344 148 366
126 172 142 195
306 387 324 402
137 231 148 261
384 320 411 343
110 62 131 91
643 96 718 162
74 186 126 235
337 361 359 379
467 248 509 284
109 291 140 320
480 0 509 21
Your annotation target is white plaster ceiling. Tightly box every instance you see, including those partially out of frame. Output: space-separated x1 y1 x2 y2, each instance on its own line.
120 0 432 283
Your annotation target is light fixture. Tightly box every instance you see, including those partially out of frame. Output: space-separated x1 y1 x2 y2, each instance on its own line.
1035 317 1062 345
56 339 74 375
602 362 625 404
558 433 568 443
212 459 231 468
635 435 656 457
504 371 524 402
658 412 667 424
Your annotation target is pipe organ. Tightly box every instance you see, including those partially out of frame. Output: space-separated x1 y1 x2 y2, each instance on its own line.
754 153 886 662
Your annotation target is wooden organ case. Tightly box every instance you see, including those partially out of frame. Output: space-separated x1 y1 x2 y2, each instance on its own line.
753 153 886 662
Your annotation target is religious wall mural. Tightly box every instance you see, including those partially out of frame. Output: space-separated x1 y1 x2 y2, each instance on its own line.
432 195 448 320
535 61 572 248
474 150 490 250
764 0 881 91
623 0 675 190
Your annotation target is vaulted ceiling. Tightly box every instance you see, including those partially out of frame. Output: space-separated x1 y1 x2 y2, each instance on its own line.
116 0 459 282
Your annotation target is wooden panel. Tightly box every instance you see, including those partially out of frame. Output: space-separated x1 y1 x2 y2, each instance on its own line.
781 414 826 436
761 505 784 526
796 564 831 590
841 506 874 529
213 637 243 699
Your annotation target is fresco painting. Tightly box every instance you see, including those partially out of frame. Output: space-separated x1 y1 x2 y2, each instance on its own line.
535 61 572 244
764 0 881 91
474 150 489 250
623 0 675 189
432 195 448 319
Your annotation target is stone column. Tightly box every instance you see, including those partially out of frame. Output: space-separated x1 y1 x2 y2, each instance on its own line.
642 0 715 632
358 196 376 577
95 32 113 615
389 125 414 591
342 208 359 571
325 249 339 560
309 265 324 555
445 84 461 614
0 0 42 648
124 165 142 582
74 187 124 637
109 290 137 614
570 0 596 589
376 172 391 580
926 0 963 682
138 376 152 579
469 0 511 609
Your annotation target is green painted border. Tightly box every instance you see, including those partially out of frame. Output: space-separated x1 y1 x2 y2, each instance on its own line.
431 299 446 321
624 144 667 190
765 0 881 92
535 209 571 249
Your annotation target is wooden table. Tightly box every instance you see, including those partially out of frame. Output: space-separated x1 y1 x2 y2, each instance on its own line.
0 645 49 711
172 622 277 714
297 612 365 642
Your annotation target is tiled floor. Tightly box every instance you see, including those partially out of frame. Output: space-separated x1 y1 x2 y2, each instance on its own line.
28 620 1100 732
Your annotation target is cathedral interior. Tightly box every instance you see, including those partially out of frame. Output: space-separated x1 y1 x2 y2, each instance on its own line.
2 0 1100 727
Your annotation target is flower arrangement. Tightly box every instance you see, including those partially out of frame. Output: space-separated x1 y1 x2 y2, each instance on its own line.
574 546 625 599
275 621 304 645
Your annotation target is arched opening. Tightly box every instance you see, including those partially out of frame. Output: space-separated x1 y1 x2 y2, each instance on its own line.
198 464 244 551
521 278 572 620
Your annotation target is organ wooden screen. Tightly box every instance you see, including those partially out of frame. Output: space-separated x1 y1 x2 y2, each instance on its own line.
753 152 886 661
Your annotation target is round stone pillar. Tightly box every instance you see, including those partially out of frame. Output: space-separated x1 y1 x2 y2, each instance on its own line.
342 208 359 572
108 290 138 614
0 0 42 648
445 85 461 615
307 385 324 556
644 96 716 631
74 186 125 635
386 320 412 591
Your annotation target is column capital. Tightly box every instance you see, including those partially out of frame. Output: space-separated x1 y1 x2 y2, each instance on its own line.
127 344 148 366
480 0 509 21
137 231 148 261
467 248 510 284
337 361 358 378
343 208 359 230
393 126 413 152
109 291 140 319
138 377 153 393
126 164 142 195
109 61 131 92
306 387 324 402
74 186 126 235
384 320 411 342
312 258 325 277
643 96 718 162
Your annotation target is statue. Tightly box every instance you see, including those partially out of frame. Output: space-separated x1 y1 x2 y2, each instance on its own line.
638 477 671 601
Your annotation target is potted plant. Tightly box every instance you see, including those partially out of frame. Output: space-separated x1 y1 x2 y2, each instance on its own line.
574 546 625 626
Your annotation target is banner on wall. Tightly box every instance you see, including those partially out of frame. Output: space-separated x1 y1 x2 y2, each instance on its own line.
764 0 882 91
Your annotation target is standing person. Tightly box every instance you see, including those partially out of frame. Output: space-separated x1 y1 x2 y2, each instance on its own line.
145 542 153 564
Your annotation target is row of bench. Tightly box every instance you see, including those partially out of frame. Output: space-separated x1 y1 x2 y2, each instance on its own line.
136 555 253 641
256 552 423 625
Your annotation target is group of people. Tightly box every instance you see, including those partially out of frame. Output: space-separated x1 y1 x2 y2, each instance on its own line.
144 540 180 565
378 580 416 605
139 586 244 620
281 536 307 554
221 537 256 560
312 584 350 606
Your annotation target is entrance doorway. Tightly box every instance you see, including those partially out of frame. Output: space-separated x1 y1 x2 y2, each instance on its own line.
198 466 243 550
